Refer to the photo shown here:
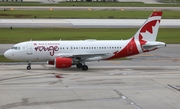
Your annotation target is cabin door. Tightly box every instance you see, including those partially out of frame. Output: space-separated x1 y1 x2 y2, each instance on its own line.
27 43 33 55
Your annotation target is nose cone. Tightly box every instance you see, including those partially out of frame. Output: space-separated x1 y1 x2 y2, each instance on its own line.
4 50 11 59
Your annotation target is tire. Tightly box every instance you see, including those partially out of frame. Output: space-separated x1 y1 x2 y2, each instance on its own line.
27 66 31 70
76 63 82 68
82 65 88 71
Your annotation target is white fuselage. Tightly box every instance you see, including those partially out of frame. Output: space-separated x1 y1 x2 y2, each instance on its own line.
4 39 166 62
4 39 139 61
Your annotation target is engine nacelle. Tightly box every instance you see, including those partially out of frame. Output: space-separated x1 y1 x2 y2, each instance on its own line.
55 57 72 68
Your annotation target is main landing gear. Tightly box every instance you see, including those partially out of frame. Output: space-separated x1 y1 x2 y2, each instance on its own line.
27 61 31 70
76 63 88 71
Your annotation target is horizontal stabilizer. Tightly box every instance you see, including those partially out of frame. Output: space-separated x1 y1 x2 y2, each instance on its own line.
142 41 166 50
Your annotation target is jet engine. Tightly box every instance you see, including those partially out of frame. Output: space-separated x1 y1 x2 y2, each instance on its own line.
54 57 72 68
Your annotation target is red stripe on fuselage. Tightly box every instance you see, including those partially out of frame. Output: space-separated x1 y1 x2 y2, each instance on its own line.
107 37 139 60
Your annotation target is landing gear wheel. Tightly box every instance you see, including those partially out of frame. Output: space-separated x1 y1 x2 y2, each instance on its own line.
82 65 88 71
27 66 31 70
76 63 82 68
27 61 31 70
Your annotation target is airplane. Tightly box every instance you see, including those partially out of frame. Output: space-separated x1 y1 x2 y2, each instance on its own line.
4 11 166 71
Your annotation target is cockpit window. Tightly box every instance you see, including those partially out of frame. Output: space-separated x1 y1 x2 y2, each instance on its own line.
11 47 15 49
11 46 20 50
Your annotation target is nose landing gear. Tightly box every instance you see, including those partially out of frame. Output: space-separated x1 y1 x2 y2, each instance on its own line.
27 61 31 70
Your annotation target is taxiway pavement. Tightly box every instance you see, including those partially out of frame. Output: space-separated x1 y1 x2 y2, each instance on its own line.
0 44 180 109
0 19 180 28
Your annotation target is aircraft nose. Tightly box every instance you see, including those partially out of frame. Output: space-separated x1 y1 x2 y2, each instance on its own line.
4 50 11 59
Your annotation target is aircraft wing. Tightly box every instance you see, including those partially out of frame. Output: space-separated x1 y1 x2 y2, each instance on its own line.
57 52 114 60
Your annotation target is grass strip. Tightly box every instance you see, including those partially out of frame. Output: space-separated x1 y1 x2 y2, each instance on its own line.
0 28 179 44
0 10 180 19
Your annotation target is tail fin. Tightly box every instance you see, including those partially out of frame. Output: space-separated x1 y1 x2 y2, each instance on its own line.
134 11 162 42
107 12 164 60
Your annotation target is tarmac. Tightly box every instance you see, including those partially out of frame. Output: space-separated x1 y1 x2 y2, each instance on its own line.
0 44 180 109
0 19 180 28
